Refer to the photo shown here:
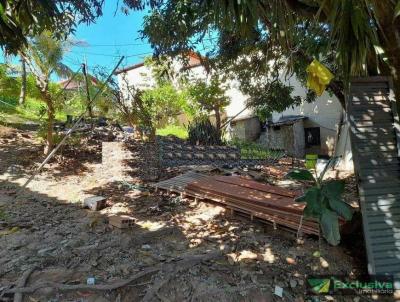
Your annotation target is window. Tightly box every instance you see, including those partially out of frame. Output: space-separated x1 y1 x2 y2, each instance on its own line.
305 127 321 146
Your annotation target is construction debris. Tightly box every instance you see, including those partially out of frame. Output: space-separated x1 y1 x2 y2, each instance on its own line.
108 215 135 229
83 196 107 211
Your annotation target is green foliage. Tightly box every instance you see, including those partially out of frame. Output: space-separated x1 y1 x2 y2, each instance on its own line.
246 81 303 121
141 83 188 130
139 0 400 107
141 1 318 115
0 64 19 98
286 169 316 182
229 139 284 160
0 0 106 53
187 118 221 145
156 125 188 139
0 97 67 124
186 75 229 117
144 56 176 85
286 158 353 246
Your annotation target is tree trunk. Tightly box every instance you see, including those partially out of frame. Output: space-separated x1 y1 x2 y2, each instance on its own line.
214 107 222 141
87 104 94 119
41 90 55 155
214 107 221 131
148 127 156 141
19 58 26 105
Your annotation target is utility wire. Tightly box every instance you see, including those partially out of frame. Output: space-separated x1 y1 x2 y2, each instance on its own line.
73 36 219 48
69 50 153 58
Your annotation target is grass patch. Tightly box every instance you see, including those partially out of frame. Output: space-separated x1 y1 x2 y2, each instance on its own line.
229 139 284 160
157 125 188 139
0 97 67 125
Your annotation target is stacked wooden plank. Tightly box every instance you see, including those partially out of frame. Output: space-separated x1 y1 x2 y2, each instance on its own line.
153 172 320 235
185 175 319 235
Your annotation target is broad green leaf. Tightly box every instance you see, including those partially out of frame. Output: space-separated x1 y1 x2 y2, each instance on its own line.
312 251 321 257
286 169 316 182
302 187 322 217
320 209 340 246
328 197 353 221
321 180 345 198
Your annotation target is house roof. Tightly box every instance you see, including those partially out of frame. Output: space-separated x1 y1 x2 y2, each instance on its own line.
58 76 99 90
231 114 257 122
114 62 145 75
114 51 204 75
268 115 307 126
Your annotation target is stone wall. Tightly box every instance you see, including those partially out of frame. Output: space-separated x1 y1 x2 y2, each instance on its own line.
159 138 268 167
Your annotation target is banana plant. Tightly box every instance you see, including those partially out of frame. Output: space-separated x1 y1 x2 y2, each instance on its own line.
286 157 353 245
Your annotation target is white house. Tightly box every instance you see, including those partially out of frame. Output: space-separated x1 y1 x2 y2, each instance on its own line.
115 53 353 171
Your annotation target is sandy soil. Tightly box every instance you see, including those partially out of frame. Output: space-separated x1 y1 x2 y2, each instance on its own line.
0 125 385 302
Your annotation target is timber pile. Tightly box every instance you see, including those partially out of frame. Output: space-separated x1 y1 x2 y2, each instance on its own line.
186 176 319 235
154 172 320 236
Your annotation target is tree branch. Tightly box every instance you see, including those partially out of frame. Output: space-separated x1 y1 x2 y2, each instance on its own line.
3 251 223 296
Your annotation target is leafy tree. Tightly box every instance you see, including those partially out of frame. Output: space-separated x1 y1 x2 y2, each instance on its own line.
0 63 19 98
19 31 70 154
140 83 188 139
60 73 108 119
186 74 229 133
139 0 400 109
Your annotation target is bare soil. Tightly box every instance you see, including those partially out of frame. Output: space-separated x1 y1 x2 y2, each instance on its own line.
0 125 382 301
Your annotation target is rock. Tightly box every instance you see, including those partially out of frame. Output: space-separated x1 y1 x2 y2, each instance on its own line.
37 247 56 256
258 248 275 263
320 257 329 268
274 285 283 298
237 250 258 263
141 244 151 250
227 253 237 265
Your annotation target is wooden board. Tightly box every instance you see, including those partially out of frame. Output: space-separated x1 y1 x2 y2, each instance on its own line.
213 175 298 198
154 173 320 235
187 179 305 215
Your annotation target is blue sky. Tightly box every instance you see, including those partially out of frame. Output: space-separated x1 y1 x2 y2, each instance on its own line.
1 3 216 79
65 2 153 73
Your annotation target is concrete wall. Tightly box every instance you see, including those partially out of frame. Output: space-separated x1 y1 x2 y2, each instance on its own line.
228 117 261 141
258 120 305 157
271 76 343 156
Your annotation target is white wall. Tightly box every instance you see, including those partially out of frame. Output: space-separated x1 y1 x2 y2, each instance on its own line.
272 76 353 171
117 65 155 91
117 60 353 171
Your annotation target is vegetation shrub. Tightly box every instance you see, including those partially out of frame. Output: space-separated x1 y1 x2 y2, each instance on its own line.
188 118 222 145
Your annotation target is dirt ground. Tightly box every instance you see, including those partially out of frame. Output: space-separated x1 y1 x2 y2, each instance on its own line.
0 125 388 301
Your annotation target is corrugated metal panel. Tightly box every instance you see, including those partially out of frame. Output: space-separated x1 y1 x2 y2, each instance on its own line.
347 76 400 281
